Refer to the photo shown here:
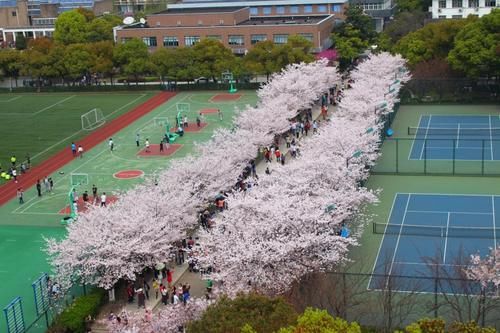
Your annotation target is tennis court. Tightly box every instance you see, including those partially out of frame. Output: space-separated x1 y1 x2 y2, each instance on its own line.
369 193 499 294
409 115 500 161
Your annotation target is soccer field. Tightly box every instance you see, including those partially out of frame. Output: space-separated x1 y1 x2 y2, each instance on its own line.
0 90 258 333
0 92 156 180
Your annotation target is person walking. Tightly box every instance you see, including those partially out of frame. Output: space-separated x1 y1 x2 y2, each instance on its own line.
313 120 318 134
183 116 188 128
159 141 164 153
135 133 140 147
49 177 54 192
71 142 77 157
100 192 107 207
17 188 24 204
196 116 201 127
78 145 84 158
108 138 114 152
92 185 98 203
145 139 150 153
152 279 159 300
36 179 42 197
305 121 311 136
275 149 281 163
10 155 16 167
83 190 89 203
160 284 168 304
44 177 49 193
11 168 17 183
218 109 223 121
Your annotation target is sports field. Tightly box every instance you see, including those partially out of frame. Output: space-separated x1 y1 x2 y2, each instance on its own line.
0 90 258 333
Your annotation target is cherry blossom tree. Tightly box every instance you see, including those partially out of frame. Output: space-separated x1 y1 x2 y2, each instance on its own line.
465 246 500 289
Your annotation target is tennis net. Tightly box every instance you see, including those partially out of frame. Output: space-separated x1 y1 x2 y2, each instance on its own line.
407 127 498 136
373 222 499 239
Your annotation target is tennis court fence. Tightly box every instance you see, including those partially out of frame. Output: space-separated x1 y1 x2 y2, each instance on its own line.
372 138 500 176
372 222 500 239
299 270 500 331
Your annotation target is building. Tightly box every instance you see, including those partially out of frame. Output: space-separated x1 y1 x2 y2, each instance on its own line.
0 0 112 45
350 0 395 31
429 0 498 18
114 6 340 53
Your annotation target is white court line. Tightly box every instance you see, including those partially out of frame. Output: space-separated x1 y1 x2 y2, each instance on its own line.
408 115 423 161
26 94 147 164
406 210 492 215
32 95 76 115
456 124 460 149
387 194 411 288
393 261 464 267
425 146 482 150
443 212 450 263
419 115 432 160
489 115 494 160
0 95 22 103
492 196 497 247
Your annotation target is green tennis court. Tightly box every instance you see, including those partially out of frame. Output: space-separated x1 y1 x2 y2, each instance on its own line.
0 91 258 333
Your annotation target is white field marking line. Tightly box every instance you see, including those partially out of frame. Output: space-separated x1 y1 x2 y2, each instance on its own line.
367 194 400 290
419 115 432 160
0 95 22 103
26 94 147 164
406 210 492 215
408 114 423 161
14 211 61 216
16 149 108 213
14 191 67 214
386 194 411 289
489 115 494 161
32 95 76 116
5 239 16 242
492 196 497 247
443 212 450 264
456 124 460 149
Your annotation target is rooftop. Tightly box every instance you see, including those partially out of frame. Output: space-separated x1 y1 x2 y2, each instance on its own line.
238 15 330 25
153 6 246 14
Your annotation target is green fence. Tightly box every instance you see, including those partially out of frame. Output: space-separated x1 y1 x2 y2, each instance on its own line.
372 138 500 176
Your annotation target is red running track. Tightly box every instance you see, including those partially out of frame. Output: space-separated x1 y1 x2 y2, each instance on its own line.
0 91 176 206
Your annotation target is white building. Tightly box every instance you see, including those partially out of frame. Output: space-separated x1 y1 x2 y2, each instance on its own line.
429 0 498 19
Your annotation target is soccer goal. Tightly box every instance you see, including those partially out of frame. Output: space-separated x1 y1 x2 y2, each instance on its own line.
154 117 171 127
176 103 190 113
70 173 89 186
81 108 105 131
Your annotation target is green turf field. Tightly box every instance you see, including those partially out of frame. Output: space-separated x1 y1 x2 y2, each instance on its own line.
0 92 156 181
0 91 258 333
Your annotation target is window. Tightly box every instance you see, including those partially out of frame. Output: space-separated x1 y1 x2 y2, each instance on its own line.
142 36 157 47
299 33 314 42
317 5 327 12
438 15 447 18
250 7 258 15
121 37 132 43
251 34 267 44
331 4 343 12
228 35 244 45
452 14 463 17
197 20 203 25
219 19 224 24
468 0 478 7
438 0 446 8
276 5 285 14
451 0 462 7
11 11 16 16
263 6 271 14
485 0 495 6
273 34 288 44
163 36 178 47
290 5 299 13
184 36 200 46
304 4 313 12
206 35 222 41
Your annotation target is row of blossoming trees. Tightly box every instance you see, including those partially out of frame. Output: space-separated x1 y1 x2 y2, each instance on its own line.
45 52 500 332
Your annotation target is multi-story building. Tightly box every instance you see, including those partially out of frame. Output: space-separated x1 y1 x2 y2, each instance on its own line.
350 0 395 31
114 6 341 53
429 0 498 18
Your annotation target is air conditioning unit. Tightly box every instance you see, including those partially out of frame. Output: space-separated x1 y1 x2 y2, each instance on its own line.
458 8 463 11
438 8 442 12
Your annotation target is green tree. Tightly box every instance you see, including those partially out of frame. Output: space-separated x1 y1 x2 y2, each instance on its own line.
87 15 122 42
54 10 88 44
337 6 377 43
187 293 297 333
64 44 95 83
278 308 361 333
76 7 95 22
278 34 315 65
332 25 368 68
48 43 69 84
151 47 198 82
243 40 280 80
113 38 151 84
89 41 115 84
20 38 54 91
448 9 500 78
192 38 238 81
0 49 22 88
395 18 470 66
15 34 27 50
381 10 427 47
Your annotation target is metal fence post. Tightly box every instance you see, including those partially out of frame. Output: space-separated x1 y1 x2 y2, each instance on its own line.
452 139 456 175
424 140 427 174
395 139 399 173
482 140 485 175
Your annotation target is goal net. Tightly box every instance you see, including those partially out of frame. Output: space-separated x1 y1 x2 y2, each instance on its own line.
70 173 89 186
176 103 190 113
81 108 105 131
154 117 171 127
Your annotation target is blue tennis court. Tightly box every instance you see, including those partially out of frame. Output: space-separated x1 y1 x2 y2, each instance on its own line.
409 115 500 161
369 193 499 294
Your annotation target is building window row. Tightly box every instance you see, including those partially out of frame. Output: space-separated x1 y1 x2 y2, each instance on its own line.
451 0 463 7
251 34 267 44
228 35 244 45
361 3 384 10
143 36 157 47
163 36 178 47
250 4 342 15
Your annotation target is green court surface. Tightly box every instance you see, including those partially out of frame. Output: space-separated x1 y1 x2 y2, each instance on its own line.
0 92 157 181
0 91 257 333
